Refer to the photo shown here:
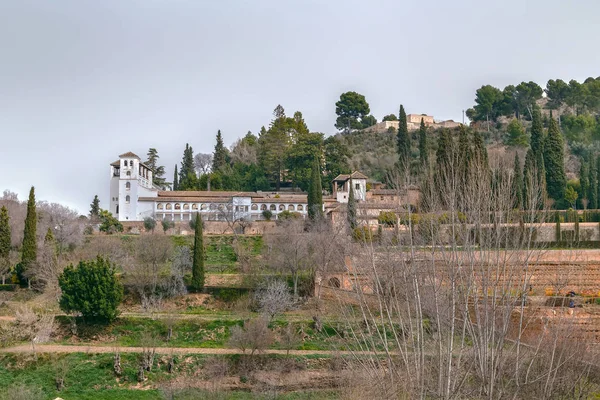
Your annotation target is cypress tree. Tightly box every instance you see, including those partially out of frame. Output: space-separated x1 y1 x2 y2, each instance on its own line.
20 186 37 283
307 157 323 220
580 160 589 209
418 118 428 167
0 206 10 283
397 105 410 172
512 153 523 209
173 165 179 191
522 149 535 210
458 125 472 183
44 227 54 244
590 153 599 210
543 116 566 205
191 213 205 291
347 179 357 230
472 130 489 171
178 144 197 190
213 130 227 172
530 106 544 158
90 195 100 219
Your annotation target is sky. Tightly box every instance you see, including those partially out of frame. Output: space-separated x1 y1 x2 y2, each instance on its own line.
1 0 599 214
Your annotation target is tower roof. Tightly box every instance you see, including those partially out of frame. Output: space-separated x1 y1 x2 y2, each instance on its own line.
332 171 368 182
119 151 141 159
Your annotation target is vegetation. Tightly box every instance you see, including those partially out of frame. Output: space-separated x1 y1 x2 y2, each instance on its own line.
191 214 205 291
18 186 37 284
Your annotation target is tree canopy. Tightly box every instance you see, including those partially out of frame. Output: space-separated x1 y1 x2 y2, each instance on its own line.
335 91 371 132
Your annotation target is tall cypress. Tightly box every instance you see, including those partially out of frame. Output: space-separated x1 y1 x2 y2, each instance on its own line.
173 165 179 191
307 157 323 220
418 118 428 167
0 206 11 283
589 153 598 209
472 130 489 171
90 195 100 219
213 130 227 172
191 213 205 291
543 116 566 205
580 160 589 209
512 153 523 209
397 105 410 171
458 125 472 184
347 179 357 230
20 186 37 282
179 144 197 190
522 149 535 210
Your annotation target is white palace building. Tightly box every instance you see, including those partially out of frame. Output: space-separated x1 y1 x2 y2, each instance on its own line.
109 151 368 223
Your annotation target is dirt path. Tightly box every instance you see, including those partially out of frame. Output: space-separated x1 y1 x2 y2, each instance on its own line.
0 344 371 356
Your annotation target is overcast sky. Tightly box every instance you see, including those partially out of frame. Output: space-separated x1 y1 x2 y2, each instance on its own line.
1 0 599 214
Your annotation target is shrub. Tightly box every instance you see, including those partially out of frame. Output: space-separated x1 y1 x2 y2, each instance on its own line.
228 317 273 355
378 211 397 226
352 226 373 242
143 217 157 232
162 219 174 233
262 210 273 221
277 210 301 221
0 284 17 291
98 209 123 234
58 256 123 323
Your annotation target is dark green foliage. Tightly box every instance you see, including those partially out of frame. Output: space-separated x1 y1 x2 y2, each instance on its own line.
418 118 428 167
143 217 156 232
591 153 599 209
530 106 544 157
58 256 123 322
173 165 179 191
335 91 371 132
465 85 504 123
579 160 589 208
98 210 123 234
472 130 489 170
178 143 198 190
545 79 570 109
20 186 37 281
382 114 398 122
397 104 410 171
287 132 324 191
347 180 357 230
262 210 273 220
89 195 100 219
458 125 472 184
213 130 228 172
44 227 54 244
512 153 523 209
145 148 167 189
506 118 528 147
191 213 205 291
0 206 10 264
361 115 378 129
323 136 351 191
378 211 396 226
307 157 323 220
544 116 566 204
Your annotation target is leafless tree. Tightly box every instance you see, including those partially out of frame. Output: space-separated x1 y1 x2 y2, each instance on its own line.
38 202 84 259
228 317 273 356
256 279 294 321
194 153 213 176
12 305 55 358
230 139 257 165
280 323 301 355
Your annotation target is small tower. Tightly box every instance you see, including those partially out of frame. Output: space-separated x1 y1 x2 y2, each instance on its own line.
332 171 367 203
109 151 157 222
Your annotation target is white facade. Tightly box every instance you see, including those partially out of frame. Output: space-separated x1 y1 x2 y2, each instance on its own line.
109 152 159 222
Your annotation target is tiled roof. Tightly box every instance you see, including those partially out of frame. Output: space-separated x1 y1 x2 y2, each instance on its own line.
110 160 120 167
119 151 141 159
332 171 368 181
157 191 264 198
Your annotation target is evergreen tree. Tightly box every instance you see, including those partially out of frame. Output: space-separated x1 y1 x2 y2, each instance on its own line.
523 108 547 209
472 130 489 171
580 160 589 209
458 125 472 184
543 116 566 205
191 213 205 291
213 130 228 172
44 227 54 244
173 165 179 191
145 148 167 189
512 153 523 209
20 186 37 282
307 157 323 220
418 118 428 167
89 195 100 219
397 105 410 171
0 206 11 282
179 144 197 190
522 149 535 210
506 118 528 147
590 153 599 209
347 179 357 230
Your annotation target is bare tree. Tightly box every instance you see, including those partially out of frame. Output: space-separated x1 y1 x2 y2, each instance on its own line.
228 317 273 355
38 202 83 259
12 305 55 358
230 139 257 165
256 279 294 321
194 153 213 176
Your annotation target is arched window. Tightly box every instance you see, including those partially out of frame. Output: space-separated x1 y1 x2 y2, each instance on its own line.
126 171 131 177
297 205 303 211
201 204 207 210
260 204 267 211
174 203 181 210
288 204 295 211
183 204 189 210
210 203 217 210
124 160 128 167
125 182 131 190
192 204 198 210
251 204 258 211
125 195 130 204
269 204 276 211
279 204 285 211
157 203 164 210
218 204 224 211
166 203 172 210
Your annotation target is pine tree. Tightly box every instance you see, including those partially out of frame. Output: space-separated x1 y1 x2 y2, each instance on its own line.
418 118 428 168
178 144 197 190
44 227 54 244
89 195 100 219
543 116 566 205
213 130 227 172
0 206 11 283
512 153 523 209
506 118 528 147
397 105 410 171
307 157 323 220
173 165 179 191
145 148 167 188
20 187 37 283
191 213 205 291
589 153 598 209
347 179 357 230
